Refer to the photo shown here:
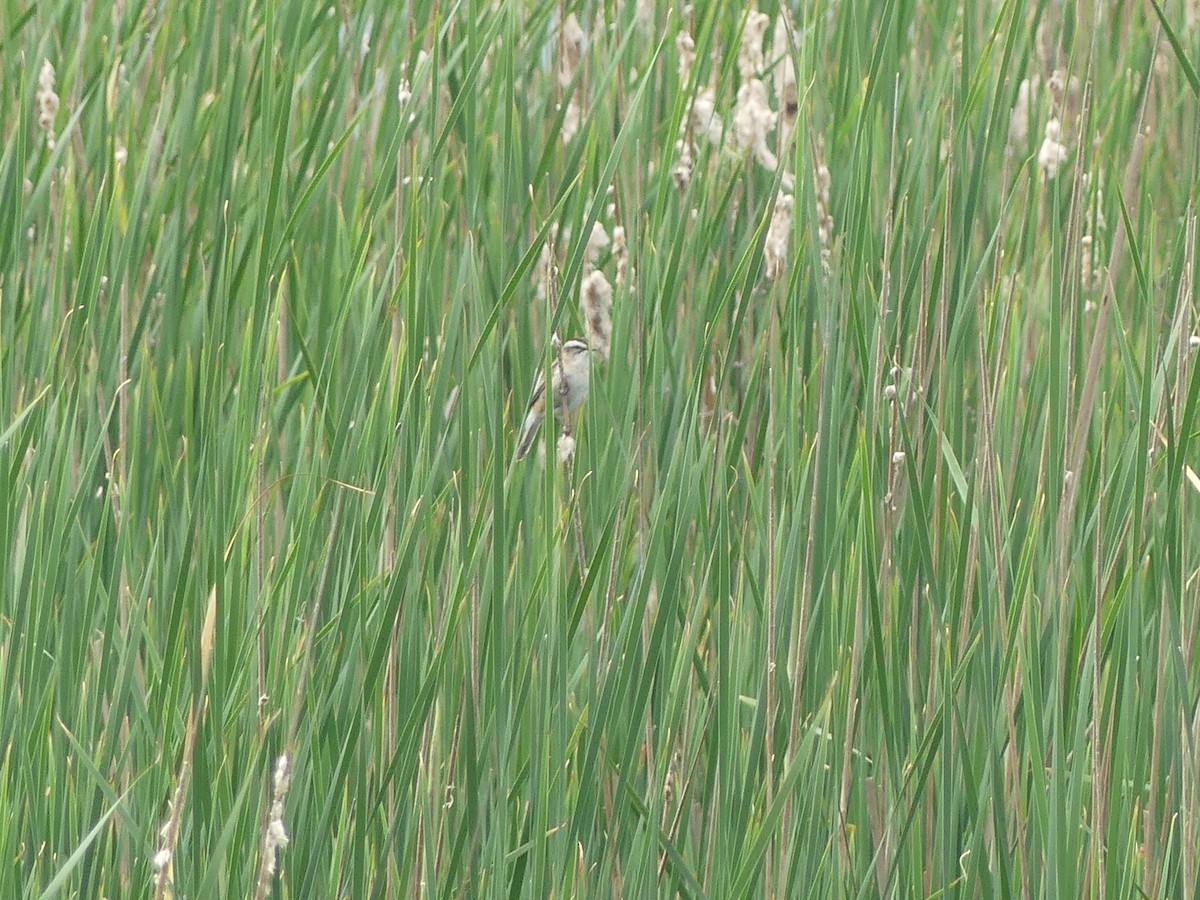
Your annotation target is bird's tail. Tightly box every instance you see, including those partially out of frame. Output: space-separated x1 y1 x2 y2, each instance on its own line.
516 410 542 459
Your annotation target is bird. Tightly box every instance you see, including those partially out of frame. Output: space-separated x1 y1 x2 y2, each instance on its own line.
516 338 590 459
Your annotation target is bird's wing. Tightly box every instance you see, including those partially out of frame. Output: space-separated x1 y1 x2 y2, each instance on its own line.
525 371 547 413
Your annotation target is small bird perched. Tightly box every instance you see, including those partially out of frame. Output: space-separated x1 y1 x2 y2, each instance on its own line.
516 338 590 459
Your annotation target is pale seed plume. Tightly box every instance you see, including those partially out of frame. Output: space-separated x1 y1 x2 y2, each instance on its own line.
534 223 562 303
673 136 696 189
1080 235 1097 291
612 225 629 288
36 59 60 150
734 78 778 172
813 139 834 276
252 754 293 900
558 14 586 143
764 193 794 281
772 9 799 155
690 86 725 146
1037 118 1068 181
580 269 613 361
585 222 610 271
677 30 697 84
737 10 771 80
557 432 577 464
1007 75 1040 152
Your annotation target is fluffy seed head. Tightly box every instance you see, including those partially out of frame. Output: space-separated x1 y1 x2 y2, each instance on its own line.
1038 118 1069 181
772 10 798 152
558 14 585 88
763 193 794 281
737 10 771 80
534 223 562 303
558 14 586 142
580 269 613 361
1007 75 1040 151
673 137 695 189
733 78 778 170
254 754 292 898
813 139 835 276
557 433 577 463
36 60 60 150
585 222 610 269
690 86 725 145
772 10 797 106
612 226 629 287
677 30 697 84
